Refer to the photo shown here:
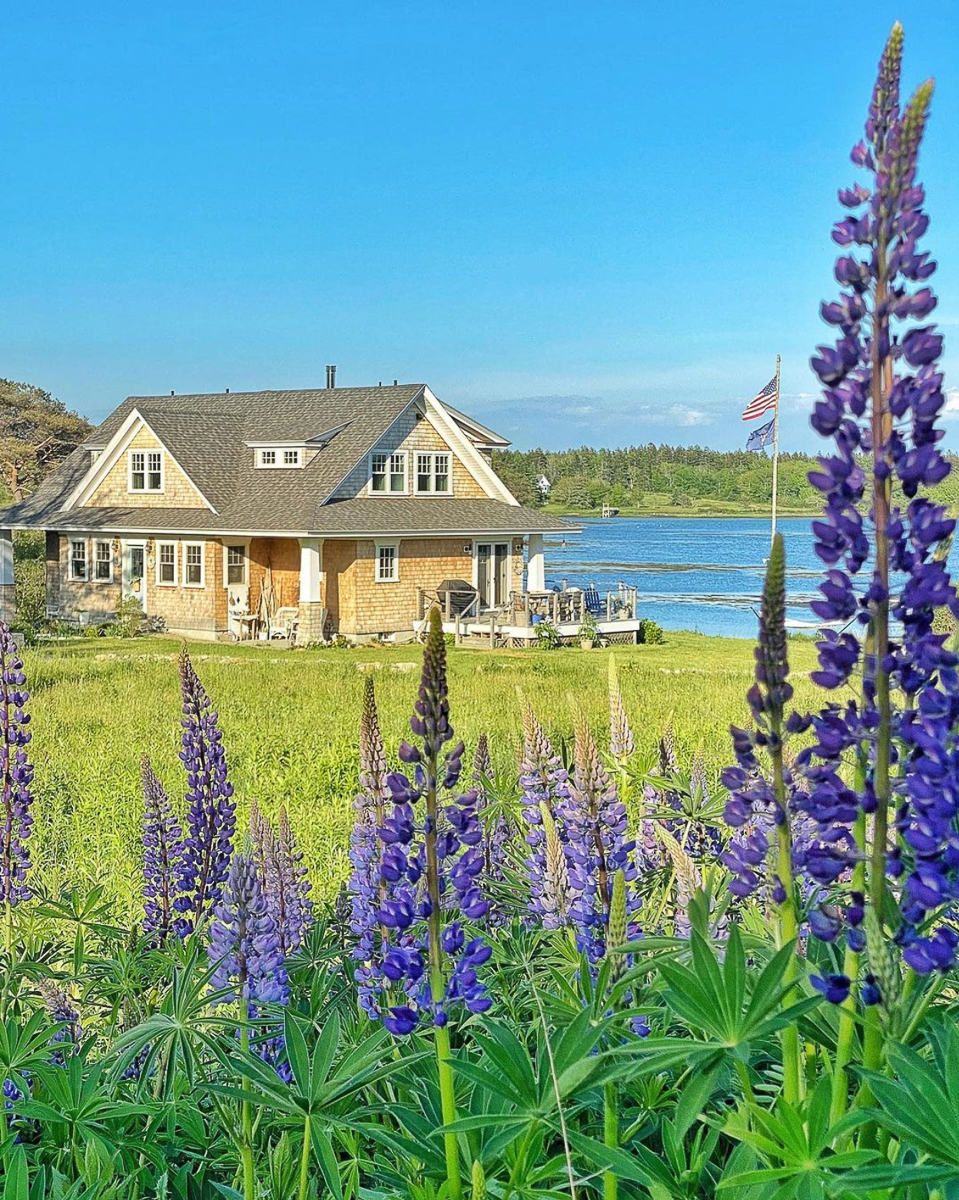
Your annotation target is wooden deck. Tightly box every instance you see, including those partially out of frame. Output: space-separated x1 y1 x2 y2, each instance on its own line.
415 582 642 649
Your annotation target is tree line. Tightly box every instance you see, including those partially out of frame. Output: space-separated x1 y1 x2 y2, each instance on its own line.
492 443 959 513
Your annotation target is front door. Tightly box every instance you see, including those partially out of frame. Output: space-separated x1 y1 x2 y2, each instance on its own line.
475 542 510 609
121 541 147 608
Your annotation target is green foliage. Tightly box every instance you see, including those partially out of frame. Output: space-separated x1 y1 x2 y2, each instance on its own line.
533 619 560 649
0 378 91 503
493 443 959 516
639 618 665 644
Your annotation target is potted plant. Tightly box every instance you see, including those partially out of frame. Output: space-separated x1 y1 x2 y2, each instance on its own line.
578 612 598 650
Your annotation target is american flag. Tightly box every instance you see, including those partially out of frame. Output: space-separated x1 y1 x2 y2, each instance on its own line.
742 376 779 421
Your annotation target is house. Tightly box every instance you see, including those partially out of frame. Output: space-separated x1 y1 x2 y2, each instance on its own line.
0 380 577 643
536 474 551 497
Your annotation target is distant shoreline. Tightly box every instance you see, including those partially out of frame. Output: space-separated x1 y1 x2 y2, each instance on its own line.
542 506 818 520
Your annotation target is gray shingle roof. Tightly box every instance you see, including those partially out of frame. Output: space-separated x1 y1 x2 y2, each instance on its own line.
0 385 578 538
8 498 576 537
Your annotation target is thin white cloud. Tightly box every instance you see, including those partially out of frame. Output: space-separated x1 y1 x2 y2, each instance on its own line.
942 388 959 420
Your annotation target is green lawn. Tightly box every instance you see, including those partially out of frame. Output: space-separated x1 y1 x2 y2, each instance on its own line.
22 630 824 919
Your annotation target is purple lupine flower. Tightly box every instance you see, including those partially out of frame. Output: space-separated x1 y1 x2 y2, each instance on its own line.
724 539 858 918
37 979 81 1065
175 650 236 933
472 735 513 920
0 624 34 908
365 609 491 1033
268 809 313 954
642 727 720 870
800 25 959 975
565 720 642 962
349 676 411 1020
251 802 313 956
141 756 186 942
519 702 578 927
208 853 289 1073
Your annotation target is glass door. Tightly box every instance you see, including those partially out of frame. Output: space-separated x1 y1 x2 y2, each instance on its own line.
475 542 510 608
121 541 146 607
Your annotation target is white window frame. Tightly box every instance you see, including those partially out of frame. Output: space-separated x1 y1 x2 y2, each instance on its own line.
183 542 205 588
93 539 113 582
69 539 88 581
369 449 408 495
415 451 453 495
128 449 164 493
223 542 249 587
374 541 399 583
255 447 303 468
156 541 177 586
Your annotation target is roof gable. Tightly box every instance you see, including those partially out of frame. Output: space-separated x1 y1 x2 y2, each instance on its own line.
65 409 216 512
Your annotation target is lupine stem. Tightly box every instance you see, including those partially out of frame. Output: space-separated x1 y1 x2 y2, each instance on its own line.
864 210 894 1089
830 799 867 1128
772 752 801 1105
298 1113 311 1200
239 1018 255 1200
424 737 462 1200
603 1083 618 1200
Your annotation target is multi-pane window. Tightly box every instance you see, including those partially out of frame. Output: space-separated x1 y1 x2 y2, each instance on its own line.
70 540 87 580
415 452 451 494
370 451 407 493
226 544 247 585
157 542 177 585
184 543 204 586
255 448 302 467
130 450 162 492
375 543 399 582
94 540 112 581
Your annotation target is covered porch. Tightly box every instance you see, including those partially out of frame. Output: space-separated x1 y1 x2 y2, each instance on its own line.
227 535 327 644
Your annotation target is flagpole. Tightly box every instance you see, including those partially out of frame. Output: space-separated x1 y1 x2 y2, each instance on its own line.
770 354 781 545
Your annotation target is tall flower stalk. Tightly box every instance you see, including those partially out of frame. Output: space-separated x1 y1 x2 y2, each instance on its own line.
519 701 576 927
176 650 236 932
725 534 801 1100
141 756 186 942
566 719 641 962
251 803 313 956
803 25 959 1099
0 623 34 949
357 610 491 1200
348 676 398 1018
208 853 289 1200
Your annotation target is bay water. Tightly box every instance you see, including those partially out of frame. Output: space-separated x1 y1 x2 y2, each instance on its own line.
544 515 824 640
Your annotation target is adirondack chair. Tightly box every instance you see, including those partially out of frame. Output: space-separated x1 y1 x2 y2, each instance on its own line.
584 584 604 618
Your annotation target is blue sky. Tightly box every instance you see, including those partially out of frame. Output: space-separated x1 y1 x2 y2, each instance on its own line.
3 2 959 452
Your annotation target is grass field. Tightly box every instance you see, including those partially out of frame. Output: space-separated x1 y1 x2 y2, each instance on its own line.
23 630 824 920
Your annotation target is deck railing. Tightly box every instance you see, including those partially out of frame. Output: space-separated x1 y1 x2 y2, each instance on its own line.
415 583 639 627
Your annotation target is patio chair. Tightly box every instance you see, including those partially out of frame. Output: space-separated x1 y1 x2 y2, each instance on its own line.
584 584 604 618
270 606 299 640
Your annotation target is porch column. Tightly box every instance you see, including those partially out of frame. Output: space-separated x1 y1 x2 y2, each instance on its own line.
527 533 546 593
0 531 15 624
296 538 325 644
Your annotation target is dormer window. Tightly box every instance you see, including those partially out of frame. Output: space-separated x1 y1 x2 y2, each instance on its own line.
256 447 303 468
416 452 451 494
370 450 407 493
129 450 163 492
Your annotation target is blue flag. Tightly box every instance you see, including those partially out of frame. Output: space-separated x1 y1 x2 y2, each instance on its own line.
746 418 775 452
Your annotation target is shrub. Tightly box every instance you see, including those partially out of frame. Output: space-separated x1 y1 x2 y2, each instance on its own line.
638 618 665 644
